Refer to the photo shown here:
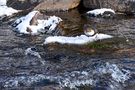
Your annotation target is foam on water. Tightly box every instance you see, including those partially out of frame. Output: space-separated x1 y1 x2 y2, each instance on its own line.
58 71 94 89
25 47 41 58
1 62 131 89
98 62 130 83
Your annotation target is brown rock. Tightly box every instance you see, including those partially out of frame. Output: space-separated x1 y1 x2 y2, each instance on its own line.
83 0 135 14
7 0 80 11
34 0 81 11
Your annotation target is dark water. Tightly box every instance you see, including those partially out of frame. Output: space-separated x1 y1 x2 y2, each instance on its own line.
0 9 135 90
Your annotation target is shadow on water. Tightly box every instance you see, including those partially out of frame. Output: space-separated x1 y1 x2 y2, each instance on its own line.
0 9 135 90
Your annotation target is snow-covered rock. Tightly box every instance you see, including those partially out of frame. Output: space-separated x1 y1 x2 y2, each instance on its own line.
83 0 135 14
0 6 18 16
44 33 113 45
87 8 115 17
0 0 6 6
12 11 62 35
0 0 18 17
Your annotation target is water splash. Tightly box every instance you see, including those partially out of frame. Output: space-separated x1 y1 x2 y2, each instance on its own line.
97 62 130 83
25 47 41 58
1 62 131 89
58 71 94 89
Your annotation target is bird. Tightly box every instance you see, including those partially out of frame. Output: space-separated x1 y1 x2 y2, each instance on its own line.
83 24 97 37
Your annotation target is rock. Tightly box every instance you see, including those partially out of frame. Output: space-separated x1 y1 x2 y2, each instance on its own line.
12 10 63 35
7 0 38 10
83 0 135 14
7 0 80 11
34 0 80 11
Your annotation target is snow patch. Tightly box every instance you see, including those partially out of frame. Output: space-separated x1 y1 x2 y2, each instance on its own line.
0 0 18 17
0 0 6 6
0 6 18 16
12 11 62 35
44 33 113 45
87 8 115 17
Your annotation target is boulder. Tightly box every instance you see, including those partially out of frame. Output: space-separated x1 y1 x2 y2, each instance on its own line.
34 0 81 11
7 0 80 11
83 0 135 14
7 0 38 10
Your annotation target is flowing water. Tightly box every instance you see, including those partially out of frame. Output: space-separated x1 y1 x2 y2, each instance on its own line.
0 9 135 90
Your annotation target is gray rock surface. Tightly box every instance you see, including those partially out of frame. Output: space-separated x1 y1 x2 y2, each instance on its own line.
83 0 135 14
